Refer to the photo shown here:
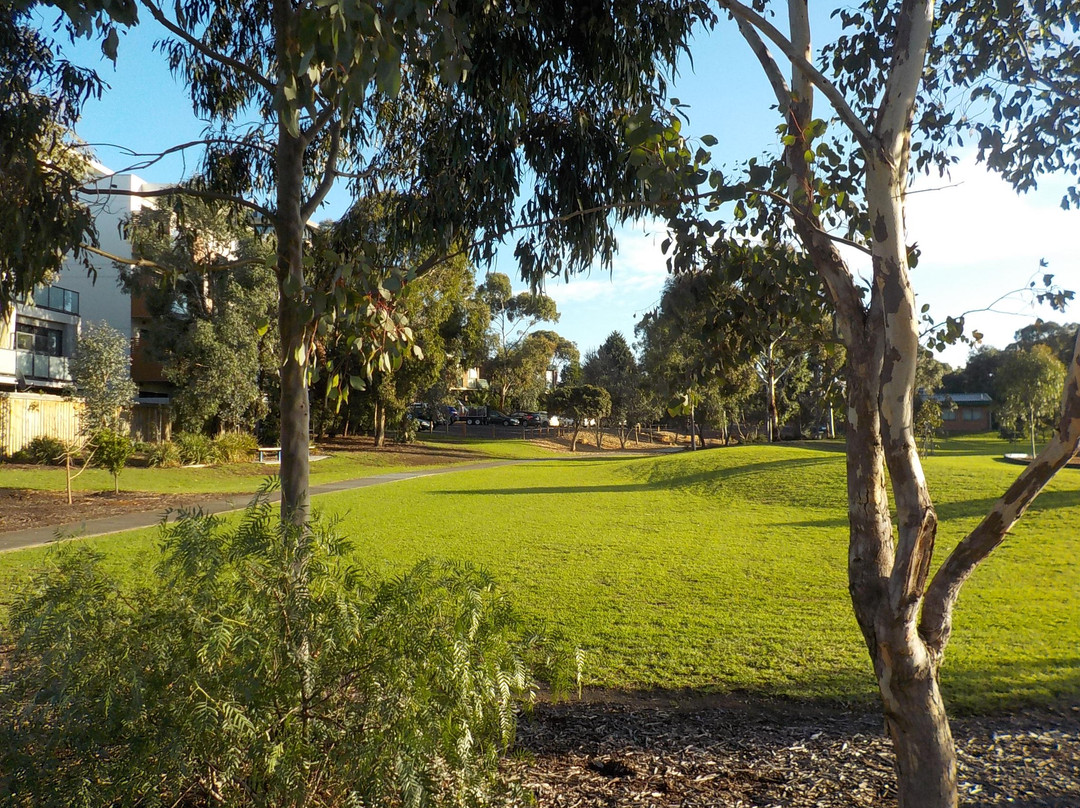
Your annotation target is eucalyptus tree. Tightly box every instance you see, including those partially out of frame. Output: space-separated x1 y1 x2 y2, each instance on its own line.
0 5 103 307
995 345 1068 459
583 331 647 447
641 2 1080 804
477 272 576 409
635 271 758 444
41 0 705 528
122 196 279 434
546 384 611 452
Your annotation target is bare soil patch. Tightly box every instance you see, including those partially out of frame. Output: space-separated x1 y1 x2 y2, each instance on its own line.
0 488 199 534
510 696 1080 807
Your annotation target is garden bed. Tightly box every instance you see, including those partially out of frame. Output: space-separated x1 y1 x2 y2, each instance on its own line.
511 695 1080 807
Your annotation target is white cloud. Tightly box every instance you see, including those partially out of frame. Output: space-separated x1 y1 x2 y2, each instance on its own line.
543 221 671 306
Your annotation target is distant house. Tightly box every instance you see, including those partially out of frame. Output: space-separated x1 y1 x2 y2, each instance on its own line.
931 393 994 433
0 284 81 392
0 285 85 455
450 367 488 393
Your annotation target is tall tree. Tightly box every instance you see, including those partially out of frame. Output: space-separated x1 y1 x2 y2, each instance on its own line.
647 3 1080 804
478 272 575 409
70 321 138 433
636 271 758 445
0 5 103 307
1008 321 1080 369
995 345 1068 459
583 331 648 447
122 196 278 434
43 0 704 528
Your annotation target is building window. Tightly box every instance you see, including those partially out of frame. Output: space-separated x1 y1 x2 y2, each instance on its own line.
942 409 957 421
15 323 64 356
31 285 79 315
962 408 982 421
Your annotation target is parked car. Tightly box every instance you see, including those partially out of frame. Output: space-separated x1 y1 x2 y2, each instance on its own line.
405 412 434 431
509 411 540 426
486 409 519 426
537 411 559 427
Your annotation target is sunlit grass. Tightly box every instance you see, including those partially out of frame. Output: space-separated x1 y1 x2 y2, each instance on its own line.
0 433 559 494
2 433 1076 713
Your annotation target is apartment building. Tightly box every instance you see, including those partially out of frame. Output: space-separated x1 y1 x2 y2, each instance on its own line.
0 166 174 443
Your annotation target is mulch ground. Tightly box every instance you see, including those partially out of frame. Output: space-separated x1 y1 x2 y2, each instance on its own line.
509 695 1080 807
0 488 198 533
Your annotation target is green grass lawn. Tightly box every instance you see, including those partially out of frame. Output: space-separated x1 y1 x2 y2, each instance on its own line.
2 433 1076 713
0 434 557 494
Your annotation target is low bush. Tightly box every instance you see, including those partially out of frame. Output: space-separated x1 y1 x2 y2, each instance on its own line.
89 429 133 493
1 500 576 807
174 431 215 465
13 435 68 465
144 440 182 468
212 432 259 463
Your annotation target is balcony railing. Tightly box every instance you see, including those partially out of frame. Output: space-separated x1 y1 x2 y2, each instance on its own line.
31 285 80 316
15 351 71 382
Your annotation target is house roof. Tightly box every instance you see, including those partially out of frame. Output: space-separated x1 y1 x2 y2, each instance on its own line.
929 393 993 405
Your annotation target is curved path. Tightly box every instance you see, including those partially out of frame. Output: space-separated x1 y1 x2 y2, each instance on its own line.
0 459 533 554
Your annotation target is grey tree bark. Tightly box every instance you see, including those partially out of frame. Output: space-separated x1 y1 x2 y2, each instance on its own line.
718 1 1080 805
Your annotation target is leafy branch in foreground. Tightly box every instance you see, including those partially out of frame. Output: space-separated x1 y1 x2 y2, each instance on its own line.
1 499 578 807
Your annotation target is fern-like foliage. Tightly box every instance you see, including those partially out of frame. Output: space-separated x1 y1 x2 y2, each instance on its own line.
1 497 577 807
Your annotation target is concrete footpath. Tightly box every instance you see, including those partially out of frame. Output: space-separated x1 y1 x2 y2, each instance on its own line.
0 459 529 554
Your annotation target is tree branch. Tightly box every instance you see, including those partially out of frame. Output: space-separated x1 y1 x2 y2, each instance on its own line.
717 0 874 149
920 327 1080 657
79 184 276 224
734 18 791 111
875 0 935 160
301 120 342 221
84 137 277 175
138 0 275 93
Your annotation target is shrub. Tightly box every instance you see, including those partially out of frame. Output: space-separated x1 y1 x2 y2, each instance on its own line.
1 501 576 807
89 429 133 493
212 432 259 464
14 435 68 465
144 440 182 468
174 431 215 465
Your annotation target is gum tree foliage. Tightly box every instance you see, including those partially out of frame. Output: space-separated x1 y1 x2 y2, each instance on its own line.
1008 320 1080 369
122 197 279 434
583 331 649 447
635 271 758 445
995 344 1068 459
638 2 1080 804
39 0 706 528
69 321 138 433
545 384 610 452
477 273 577 410
700 243 833 442
324 253 484 445
0 4 105 308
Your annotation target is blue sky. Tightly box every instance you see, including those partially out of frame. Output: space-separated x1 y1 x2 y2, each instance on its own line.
56 11 1077 368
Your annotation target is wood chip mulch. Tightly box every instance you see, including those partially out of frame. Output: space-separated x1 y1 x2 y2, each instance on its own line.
0 488 198 533
506 697 1080 807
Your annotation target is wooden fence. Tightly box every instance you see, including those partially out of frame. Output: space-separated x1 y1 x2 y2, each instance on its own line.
0 392 83 457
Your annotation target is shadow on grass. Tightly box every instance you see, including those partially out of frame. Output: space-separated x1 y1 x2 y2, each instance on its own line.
935 488 1080 521
564 654 1080 719
433 456 836 497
